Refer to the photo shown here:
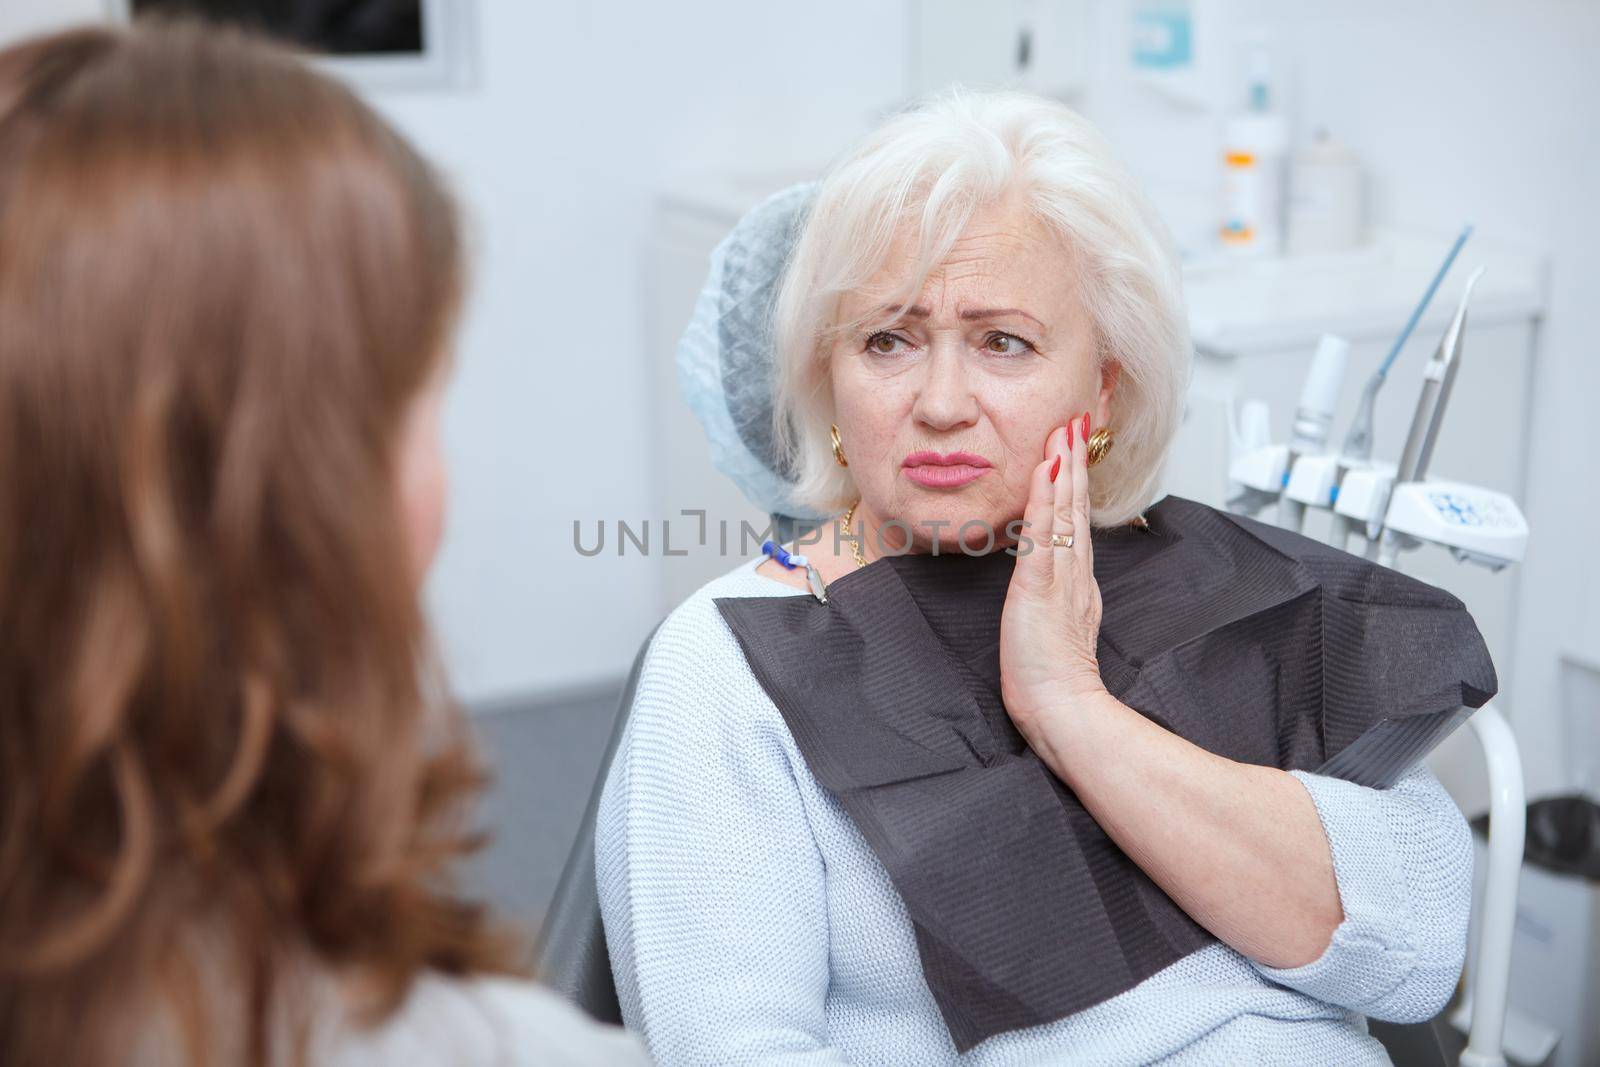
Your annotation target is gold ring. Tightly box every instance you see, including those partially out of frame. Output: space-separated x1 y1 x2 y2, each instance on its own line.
1049 532 1075 548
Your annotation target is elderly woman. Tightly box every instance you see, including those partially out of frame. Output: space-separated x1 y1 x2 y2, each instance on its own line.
596 90 1480 1065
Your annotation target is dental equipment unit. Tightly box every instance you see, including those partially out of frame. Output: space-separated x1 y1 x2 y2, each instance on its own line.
1223 229 1528 1067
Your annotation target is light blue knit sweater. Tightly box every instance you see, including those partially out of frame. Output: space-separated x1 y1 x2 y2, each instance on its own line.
595 556 1473 1066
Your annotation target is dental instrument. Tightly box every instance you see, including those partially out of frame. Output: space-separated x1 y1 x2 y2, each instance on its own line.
1338 224 1473 465
1276 333 1350 532
1374 267 1487 567
1327 225 1473 551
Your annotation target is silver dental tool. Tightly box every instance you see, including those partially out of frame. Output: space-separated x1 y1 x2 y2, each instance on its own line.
1328 224 1472 551
1374 266 1487 566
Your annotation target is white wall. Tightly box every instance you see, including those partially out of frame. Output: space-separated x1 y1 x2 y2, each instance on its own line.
0 0 91 39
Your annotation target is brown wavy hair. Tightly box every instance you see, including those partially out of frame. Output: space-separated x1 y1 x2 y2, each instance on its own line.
0 20 513 1067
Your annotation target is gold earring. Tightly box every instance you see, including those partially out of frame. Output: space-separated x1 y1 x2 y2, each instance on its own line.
830 424 849 467
1085 427 1114 468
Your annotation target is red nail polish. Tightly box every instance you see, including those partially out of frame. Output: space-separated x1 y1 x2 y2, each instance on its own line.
1064 424 1073 452
1049 455 1061 481
1081 412 1091 443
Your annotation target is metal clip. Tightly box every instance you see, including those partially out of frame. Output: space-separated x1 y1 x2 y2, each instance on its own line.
805 562 828 604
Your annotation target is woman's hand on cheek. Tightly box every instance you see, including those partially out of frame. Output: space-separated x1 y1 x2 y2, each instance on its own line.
999 413 1106 762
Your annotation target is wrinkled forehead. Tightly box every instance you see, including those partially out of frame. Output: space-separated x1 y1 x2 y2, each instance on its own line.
835 198 1083 329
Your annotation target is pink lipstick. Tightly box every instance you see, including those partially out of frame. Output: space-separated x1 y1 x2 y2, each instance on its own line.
901 450 992 489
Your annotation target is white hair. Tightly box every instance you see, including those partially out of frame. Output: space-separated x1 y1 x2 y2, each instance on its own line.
771 87 1191 526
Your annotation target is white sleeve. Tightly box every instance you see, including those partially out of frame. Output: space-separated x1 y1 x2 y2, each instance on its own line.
1250 764 1473 1023
595 603 853 1065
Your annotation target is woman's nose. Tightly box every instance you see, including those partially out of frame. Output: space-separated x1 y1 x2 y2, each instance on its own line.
911 340 980 431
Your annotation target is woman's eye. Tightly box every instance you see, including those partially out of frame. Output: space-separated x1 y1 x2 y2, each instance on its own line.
984 332 1034 356
866 331 908 355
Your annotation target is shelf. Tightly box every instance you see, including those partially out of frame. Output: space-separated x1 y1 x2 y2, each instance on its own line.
1184 228 1547 357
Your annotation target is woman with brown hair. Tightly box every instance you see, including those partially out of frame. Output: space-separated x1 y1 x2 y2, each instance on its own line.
0 20 647 1067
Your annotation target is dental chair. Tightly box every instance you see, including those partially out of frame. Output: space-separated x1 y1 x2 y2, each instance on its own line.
534 621 1524 1067
531 622 657 1028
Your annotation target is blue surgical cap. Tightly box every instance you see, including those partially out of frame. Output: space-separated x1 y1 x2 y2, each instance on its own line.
676 181 827 523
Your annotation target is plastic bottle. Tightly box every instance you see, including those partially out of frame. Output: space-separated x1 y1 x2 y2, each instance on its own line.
1219 37 1287 256
1287 130 1365 255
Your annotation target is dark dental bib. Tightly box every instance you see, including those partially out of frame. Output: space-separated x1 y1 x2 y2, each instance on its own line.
715 496 1496 1053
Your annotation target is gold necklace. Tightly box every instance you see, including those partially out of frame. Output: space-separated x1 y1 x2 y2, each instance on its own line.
842 499 868 568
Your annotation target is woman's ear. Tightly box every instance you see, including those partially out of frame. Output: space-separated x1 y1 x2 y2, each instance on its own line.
1096 359 1122 427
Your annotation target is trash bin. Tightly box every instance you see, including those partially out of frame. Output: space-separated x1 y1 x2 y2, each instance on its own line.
1465 796 1600 1067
